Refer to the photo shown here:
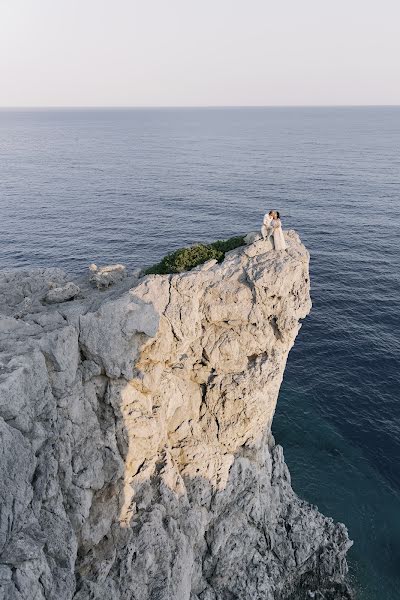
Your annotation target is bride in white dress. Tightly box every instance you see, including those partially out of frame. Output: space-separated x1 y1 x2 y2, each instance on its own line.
271 211 286 250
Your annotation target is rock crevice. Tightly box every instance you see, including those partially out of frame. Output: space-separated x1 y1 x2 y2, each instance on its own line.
0 231 352 600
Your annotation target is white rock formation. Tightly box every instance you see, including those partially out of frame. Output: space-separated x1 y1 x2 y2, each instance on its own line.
0 232 353 600
89 263 127 289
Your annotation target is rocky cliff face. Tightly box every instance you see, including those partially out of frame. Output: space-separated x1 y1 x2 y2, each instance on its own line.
0 231 352 600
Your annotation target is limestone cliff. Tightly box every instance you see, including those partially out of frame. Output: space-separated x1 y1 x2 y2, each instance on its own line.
0 231 352 600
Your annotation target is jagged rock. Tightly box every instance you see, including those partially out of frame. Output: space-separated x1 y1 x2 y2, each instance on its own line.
0 231 353 600
0 267 68 316
89 263 127 289
45 282 81 304
244 230 263 244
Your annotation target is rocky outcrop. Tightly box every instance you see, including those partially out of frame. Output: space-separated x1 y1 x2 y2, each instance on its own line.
89 263 127 289
0 231 353 600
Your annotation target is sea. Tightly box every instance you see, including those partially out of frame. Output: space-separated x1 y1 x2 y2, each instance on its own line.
0 107 399 600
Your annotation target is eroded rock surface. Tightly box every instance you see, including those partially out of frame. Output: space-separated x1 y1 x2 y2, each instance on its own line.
0 232 353 600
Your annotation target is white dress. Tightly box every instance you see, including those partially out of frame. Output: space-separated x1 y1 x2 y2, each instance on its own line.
261 213 273 240
272 219 286 250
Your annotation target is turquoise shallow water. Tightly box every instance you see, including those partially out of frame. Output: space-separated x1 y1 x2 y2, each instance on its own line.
1 107 399 599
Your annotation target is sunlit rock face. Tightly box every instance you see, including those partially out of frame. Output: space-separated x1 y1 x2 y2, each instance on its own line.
0 232 352 600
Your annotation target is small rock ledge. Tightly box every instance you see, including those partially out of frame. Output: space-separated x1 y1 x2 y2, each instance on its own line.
0 231 353 600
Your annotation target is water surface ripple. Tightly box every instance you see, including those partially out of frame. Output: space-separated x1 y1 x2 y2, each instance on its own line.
1 107 399 600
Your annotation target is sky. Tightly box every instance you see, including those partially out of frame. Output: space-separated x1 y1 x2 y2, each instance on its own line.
0 0 399 107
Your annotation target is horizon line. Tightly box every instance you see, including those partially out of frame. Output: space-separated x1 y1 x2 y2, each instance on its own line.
1 103 400 110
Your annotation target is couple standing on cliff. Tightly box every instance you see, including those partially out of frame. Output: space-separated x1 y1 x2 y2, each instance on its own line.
261 210 287 251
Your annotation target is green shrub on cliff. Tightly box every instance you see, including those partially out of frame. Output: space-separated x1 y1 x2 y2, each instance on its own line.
144 235 246 275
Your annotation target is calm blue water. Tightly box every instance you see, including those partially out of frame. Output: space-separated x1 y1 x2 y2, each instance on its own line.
1 107 399 599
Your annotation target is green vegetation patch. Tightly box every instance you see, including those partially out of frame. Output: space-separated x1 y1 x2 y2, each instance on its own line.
144 235 246 275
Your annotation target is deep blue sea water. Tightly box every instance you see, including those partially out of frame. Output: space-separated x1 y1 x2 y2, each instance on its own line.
0 107 399 599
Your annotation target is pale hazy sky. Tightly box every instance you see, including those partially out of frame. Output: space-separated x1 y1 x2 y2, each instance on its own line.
1 0 399 107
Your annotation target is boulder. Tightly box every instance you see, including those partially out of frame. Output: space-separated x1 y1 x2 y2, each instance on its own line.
244 231 262 244
89 263 127 289
45 282 80 304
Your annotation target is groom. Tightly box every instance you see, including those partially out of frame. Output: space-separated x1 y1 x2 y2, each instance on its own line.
261 210 274 243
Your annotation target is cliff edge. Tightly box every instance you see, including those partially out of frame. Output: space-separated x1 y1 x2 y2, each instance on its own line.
0 231 352 600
